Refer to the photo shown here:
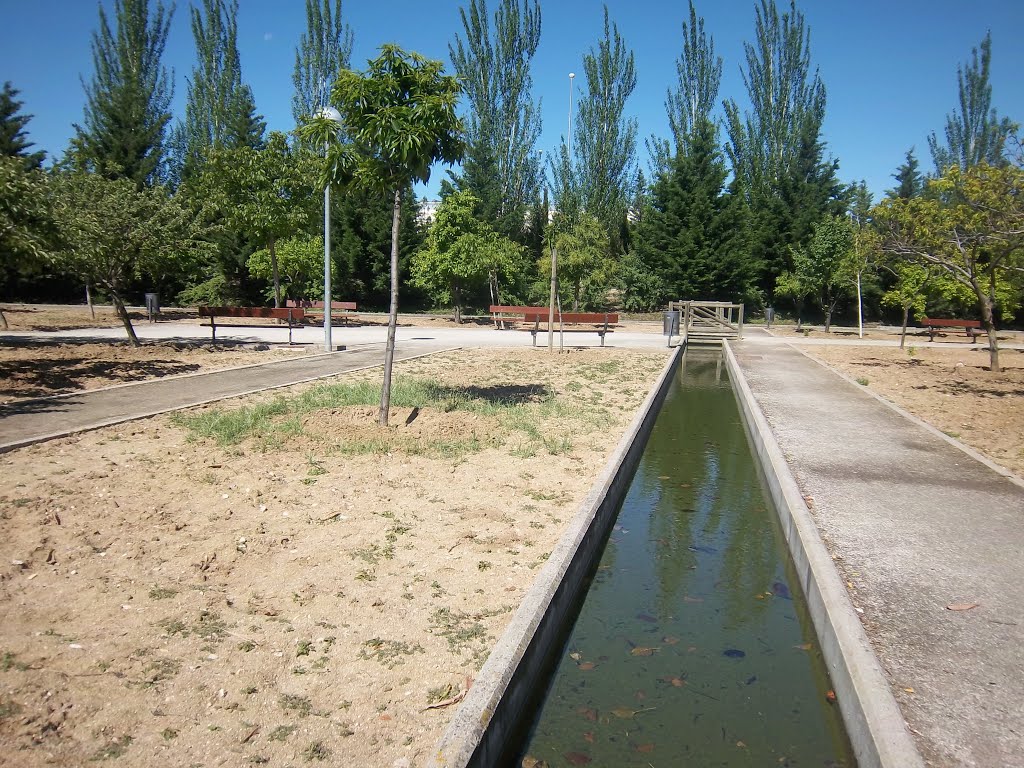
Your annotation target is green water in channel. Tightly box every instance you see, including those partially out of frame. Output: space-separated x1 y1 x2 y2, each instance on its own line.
518 351 855 767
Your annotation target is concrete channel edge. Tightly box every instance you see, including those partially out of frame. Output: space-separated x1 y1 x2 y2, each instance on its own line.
428 346 683 768
722 340 924 768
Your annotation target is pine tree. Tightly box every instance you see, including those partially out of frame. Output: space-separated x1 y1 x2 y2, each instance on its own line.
172 0 265 181
887 147 922 199
636 119 750 303
71 0 174 187
292 0 354 124
928 32 1014 173
449 0 543 243
0 82 46 170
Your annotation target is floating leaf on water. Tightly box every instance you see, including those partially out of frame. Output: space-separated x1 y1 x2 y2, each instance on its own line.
582 731 594 743
521 757 549 768
946 602 979 611
636 613 658 623
577 661 596 671
736 740 747 748
577 707 598 722
630 646 659 657
564 751 592 766
569 652 581 661
688 545 716 554
686 646 698 653
658 475 670 480
771 581 792 599
634 743 655 753
659 675 686 688
662 635 680 645
825 689 837 703
723 649 745 659
683 595 703 604
794 643 812 651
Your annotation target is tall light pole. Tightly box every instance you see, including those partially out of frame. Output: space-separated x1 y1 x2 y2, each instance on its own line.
550 73 575 352
318 106 342 351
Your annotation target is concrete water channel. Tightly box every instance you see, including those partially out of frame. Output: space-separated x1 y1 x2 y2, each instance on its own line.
515 349 855 766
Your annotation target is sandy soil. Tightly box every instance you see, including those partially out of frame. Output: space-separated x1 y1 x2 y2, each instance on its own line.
804 344 1024 477
0 347 669 768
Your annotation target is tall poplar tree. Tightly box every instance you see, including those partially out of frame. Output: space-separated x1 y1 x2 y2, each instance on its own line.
551 5 636 250
71 0 174 187
666 1 722 158
292 0 354 124
928 32 1014 173
449 0 543 242
0 83 46 170
723 0 841 297
172 0 265 181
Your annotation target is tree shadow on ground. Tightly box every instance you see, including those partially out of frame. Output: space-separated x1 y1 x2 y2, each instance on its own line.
432 383 551 406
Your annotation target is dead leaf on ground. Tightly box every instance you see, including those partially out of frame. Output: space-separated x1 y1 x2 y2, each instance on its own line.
946 602 979 611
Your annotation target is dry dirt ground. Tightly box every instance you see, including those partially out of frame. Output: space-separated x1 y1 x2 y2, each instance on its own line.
0 347 669 768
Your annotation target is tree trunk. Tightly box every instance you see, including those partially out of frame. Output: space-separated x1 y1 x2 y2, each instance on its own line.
856 272 863 339
269 236 282 308
111 290 140 347
977 285 1000 372
900 306 909 350
824 307 832 333
378 188 402 427
0 308 7 331
86 283 96 319
453 283 462 324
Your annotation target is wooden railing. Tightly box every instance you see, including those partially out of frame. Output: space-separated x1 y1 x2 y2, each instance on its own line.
668 301 745 344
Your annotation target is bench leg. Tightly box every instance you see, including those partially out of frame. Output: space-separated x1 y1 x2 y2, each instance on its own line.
599 330 606 347
531 329 538 347
211 319 216 342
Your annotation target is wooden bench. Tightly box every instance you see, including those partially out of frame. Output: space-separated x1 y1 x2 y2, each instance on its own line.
522 311 619 347
489 305 547 329
197 306 306 344
286 300 358 323
921 317 983 343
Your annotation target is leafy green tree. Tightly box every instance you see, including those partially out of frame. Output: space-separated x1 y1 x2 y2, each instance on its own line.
635 118 751 303
71 0 174 187
665 1 722 158
51 173 213 344
875 162 1024 371
550 5 636 247
887 147 923 200
304 45 463 426
248 235 324 303
0 157 54 327
928 32 1015 173
171 0 265 181
790 215 855 332
0 82 46 170
192 132 317 307
449 0 542 244
411 190 524 322
541 213 612 311
292 0 354 124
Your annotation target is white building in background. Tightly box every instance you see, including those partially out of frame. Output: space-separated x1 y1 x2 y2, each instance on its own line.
417 199 441 227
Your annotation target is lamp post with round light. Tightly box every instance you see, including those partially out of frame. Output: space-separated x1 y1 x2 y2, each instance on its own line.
317 106 343 351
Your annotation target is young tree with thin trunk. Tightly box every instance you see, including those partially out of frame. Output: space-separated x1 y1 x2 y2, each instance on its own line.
449 0 542 249
875 163 1024 371
292 0 354 124
303 45 463 426
790 215 855 333
71 0 174 187
928 32 1015 173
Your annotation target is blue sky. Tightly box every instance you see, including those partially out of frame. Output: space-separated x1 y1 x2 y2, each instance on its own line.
2 0 1022 203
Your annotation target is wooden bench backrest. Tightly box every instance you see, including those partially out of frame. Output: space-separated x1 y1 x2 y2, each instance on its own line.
198 306 305 321
922 317 981 328
523 311 619 324
287 300 357 310
490 305 547 314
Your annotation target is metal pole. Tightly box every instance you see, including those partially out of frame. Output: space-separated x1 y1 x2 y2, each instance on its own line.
324 179 332 351
548 245 557 351
567 72 575 161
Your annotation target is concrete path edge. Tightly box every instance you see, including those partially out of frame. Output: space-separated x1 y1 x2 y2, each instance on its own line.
427 346 683 768
723 340 924 768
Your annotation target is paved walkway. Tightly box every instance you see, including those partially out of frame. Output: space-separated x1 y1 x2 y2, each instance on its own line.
733 332 1024 768
0 342 455 452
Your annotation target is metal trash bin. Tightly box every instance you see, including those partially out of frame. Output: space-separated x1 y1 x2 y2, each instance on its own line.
765 306 775 329
663 310 680 336
144 293 160 322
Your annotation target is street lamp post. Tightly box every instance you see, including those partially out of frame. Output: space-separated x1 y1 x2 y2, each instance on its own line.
550 73 575 352
318 106 343 352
